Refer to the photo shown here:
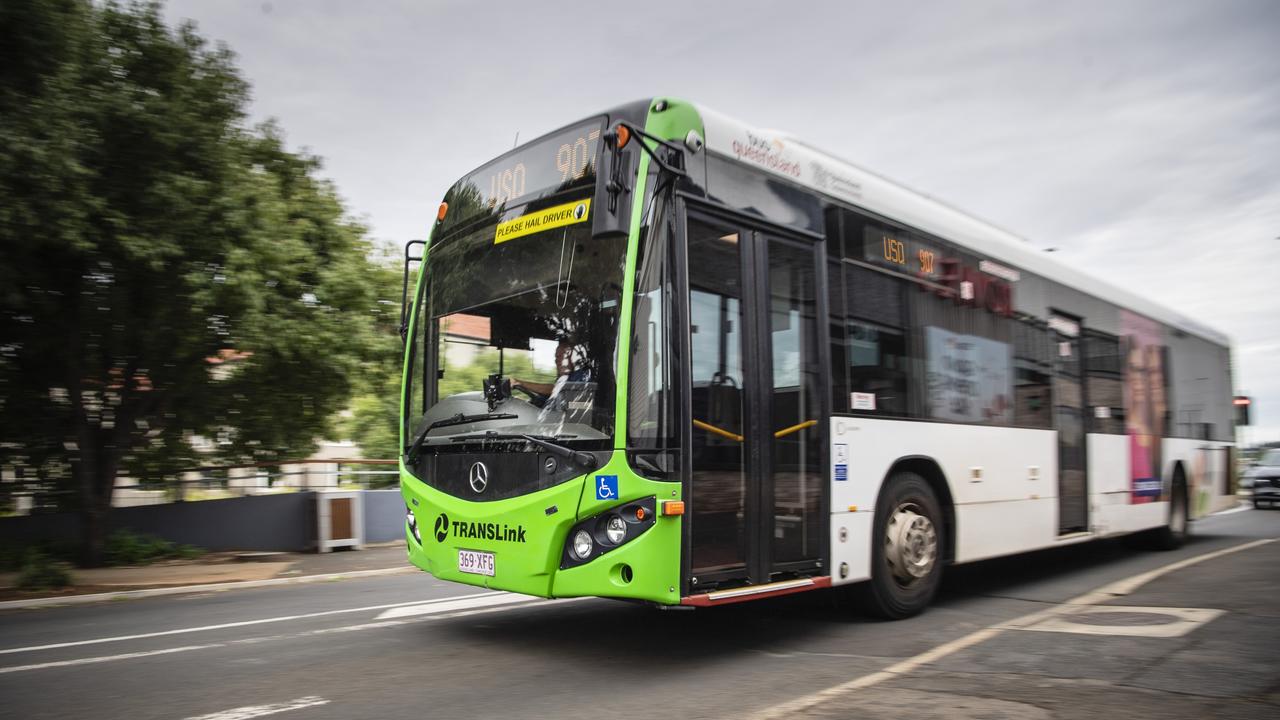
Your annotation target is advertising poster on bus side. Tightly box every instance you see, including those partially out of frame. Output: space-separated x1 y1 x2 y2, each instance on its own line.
925 326 1012 424
1121 311 1166 503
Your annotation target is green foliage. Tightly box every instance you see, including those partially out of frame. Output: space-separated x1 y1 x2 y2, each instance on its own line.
16 549 74 590
341 335 557 460
104 529 202 566
0 539 76 571
0 1 399 563
333 253 403 460
438 347 547 399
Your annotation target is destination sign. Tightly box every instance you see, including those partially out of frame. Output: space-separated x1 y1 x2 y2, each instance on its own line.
862 226 940 279
455 119 604 211
860 225 1014 316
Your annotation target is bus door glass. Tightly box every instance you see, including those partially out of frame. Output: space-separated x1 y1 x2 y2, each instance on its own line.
764 237 824 569
686 218 750 580
685 214 826 586
1051 313 1087 534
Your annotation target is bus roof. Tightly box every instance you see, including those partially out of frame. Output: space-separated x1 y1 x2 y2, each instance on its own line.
693 103 1230 348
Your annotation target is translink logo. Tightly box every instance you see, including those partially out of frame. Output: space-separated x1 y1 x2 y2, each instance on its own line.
432 512 526 543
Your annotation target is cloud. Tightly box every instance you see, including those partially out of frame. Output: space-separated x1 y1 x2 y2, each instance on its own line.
164 0 1280 441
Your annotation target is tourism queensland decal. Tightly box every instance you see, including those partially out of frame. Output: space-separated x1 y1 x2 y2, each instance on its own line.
1121 311 1166 503
700 108 863 203
730 131 802 178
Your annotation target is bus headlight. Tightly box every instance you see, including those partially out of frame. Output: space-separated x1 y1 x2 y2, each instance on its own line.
605 515 627 544
561 497 657 569
572 529 594 559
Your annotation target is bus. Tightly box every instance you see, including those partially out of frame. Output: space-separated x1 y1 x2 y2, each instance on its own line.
398 97 1238 618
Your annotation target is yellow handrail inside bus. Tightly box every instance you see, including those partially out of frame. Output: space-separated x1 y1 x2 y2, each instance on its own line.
693 419 743 443
773 419 817 439
692 418 817 442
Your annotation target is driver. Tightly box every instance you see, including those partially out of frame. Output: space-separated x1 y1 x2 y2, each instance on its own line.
513 338 591 398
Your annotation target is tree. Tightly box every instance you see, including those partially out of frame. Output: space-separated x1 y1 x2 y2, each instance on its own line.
334 254 403 461
0 0 395 564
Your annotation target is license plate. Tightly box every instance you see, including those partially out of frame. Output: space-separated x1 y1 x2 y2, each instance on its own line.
457 549 495 577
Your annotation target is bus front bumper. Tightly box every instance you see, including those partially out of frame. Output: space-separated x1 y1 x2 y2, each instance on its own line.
400 458 682 605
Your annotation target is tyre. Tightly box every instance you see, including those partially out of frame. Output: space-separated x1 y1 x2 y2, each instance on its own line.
860 472 945 619
1149 469 1189 551
1254 499 1262 510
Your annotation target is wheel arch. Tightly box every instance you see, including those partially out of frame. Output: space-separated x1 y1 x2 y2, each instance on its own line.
879 455 956 563
1170 459 1189 511
1167 459 1188 496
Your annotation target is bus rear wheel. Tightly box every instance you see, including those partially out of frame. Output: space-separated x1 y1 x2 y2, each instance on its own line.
861 472 945 620
1149 470 1189 551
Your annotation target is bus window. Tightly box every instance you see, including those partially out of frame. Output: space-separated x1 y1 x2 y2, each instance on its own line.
627 190 678 474
844 264 909 416
1015 317 1054 429
909 274 1014 425
1084 329 1124 434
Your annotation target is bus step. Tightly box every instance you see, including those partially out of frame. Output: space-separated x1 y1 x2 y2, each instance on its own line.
681 576 832 607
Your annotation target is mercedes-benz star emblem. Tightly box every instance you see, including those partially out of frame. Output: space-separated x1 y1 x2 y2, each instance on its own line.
469 461 489 494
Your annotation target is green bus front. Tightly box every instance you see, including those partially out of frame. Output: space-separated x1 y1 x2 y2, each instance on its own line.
400 99 695 605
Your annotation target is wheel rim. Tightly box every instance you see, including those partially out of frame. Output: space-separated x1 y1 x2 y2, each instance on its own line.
885 502 938 585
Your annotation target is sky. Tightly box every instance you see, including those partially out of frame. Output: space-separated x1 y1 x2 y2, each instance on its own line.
164 0 1280 443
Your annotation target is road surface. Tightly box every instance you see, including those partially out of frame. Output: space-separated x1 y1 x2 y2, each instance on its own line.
2 506 1277 720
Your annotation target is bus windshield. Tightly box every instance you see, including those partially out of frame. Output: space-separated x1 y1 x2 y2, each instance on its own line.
405 193 627 452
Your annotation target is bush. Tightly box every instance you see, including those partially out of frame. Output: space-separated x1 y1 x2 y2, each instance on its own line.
105 530 203 566
1 541 76 571
16 550 73 590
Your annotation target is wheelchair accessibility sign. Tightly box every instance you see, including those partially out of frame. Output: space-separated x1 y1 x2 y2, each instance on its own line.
595 475 618 501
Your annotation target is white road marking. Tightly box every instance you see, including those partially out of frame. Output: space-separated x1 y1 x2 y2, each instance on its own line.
375 592 542 619
0 596 590 674
0 644 220 675
747 537 1277 720
1018 605 1226 637
0 566 415 611
184 696 329 720
0 590 501 656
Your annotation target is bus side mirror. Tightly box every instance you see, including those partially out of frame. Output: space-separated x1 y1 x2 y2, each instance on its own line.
592 117 689 238
592 125 635 239
400 239 427 343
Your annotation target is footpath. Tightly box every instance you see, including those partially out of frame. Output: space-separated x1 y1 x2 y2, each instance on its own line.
0 542 412 609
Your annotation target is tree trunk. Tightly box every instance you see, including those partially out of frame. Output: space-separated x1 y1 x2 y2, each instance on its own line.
72 375 131 567
81 501 108 567
79 444 123 567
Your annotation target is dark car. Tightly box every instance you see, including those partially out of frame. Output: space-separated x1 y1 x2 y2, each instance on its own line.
1245 449 1280 509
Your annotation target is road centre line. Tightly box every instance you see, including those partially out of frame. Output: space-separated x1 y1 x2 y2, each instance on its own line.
185 696 329 720
0 566 416 612
0 597 586 675
0 644 221 675
0 589 504 656
747 537 1277 720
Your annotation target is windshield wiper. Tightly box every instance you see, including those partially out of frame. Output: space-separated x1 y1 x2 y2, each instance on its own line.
428 412 517 433
404 412 518 464
449 432 596 469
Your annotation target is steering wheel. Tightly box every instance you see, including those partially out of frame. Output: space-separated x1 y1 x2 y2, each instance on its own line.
512 384 549 408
